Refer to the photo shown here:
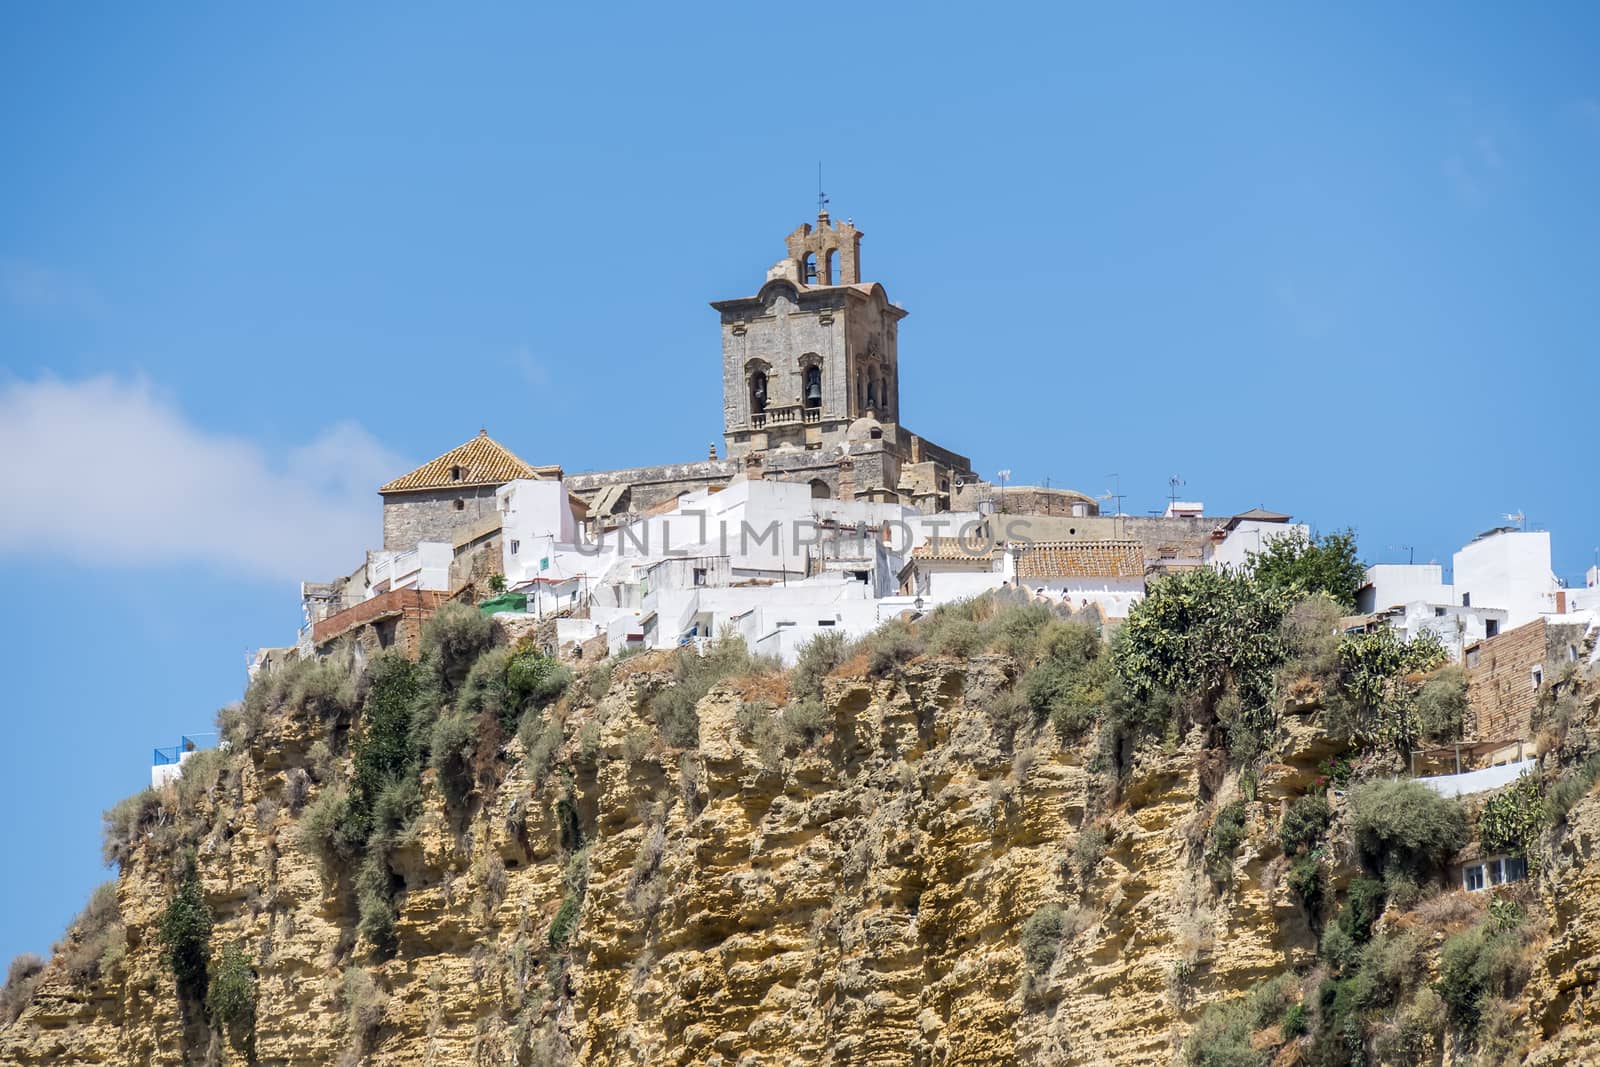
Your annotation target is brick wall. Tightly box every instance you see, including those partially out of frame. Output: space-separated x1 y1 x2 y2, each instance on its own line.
313 588 450 658
1466 618 1548 741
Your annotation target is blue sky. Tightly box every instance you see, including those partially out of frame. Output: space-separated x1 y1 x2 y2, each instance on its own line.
2 3 1598 963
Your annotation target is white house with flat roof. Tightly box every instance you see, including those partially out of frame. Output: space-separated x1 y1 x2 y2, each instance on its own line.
1453 528 1558 629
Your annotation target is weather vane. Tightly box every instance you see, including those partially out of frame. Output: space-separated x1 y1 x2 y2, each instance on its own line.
817 162 829 215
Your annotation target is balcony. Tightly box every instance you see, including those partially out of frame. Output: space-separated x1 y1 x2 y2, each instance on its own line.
749 405 824 429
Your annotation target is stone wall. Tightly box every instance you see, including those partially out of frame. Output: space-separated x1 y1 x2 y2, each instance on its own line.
382 486 501 551
1466 618 1588 740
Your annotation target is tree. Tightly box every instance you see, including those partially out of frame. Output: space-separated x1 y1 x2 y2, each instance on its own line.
1113 567 1289 714
1247 528 1366 611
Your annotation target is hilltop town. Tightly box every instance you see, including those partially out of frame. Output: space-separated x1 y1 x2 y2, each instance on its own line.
271 211 1597 802
10 215 1600 1067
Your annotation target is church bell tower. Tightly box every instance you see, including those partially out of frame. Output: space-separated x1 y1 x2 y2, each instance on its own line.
710 211 905 459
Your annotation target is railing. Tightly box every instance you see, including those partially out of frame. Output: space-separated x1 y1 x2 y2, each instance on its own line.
802 408 821 424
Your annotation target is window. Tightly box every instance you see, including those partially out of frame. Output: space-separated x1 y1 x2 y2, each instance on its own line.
510 539 520 554
692 567 707 587
1489 858 1504 885
802 253 817 284
1435 607 1447 617
824 249 837 285
453 498 465 511
1532 665 1544 689
749 370 768 415
451 465 463 482
803 364 822 409
1485 619 1499 638
818 619 835 627
1464 864 1485 891
1504 856 1527 882
1462 592 1471 607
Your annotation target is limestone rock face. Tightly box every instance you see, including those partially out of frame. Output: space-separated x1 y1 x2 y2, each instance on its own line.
2 654 1596 1066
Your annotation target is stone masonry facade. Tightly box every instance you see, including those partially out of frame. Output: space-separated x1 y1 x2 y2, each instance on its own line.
382 486 501 552
1465 618 1589 741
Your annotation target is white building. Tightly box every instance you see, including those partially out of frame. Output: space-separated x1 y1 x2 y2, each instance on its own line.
1358 563 1455 615
1453 528 1559 630
1206 510 1308 572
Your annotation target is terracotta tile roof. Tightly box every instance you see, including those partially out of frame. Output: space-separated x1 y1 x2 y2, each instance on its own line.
911 543 1002 564
1015 540 1145 580
379 431 561 495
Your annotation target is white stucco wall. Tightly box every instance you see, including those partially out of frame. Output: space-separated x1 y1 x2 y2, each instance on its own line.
1206 521 1310 572
1453 530 1557 628
1359 564 1455 614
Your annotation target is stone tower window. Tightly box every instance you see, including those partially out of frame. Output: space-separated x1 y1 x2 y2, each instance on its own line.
803 365 822 409
802 253 817 285
749 370 768 415
824 249 837 286
453 498 465 511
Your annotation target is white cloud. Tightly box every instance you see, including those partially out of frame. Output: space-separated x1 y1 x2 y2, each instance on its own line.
0 376 409 583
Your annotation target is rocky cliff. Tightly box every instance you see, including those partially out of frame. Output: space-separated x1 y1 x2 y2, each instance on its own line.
3 632 1599 1066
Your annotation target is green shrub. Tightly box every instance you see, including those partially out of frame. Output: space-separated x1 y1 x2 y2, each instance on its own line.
1184 994 1266 1067
1336 876 1387 947
1288 853 1325 915
1349 779 1468 880
1072 824 1109 882
548 896 579 949
1279 794 1332 857
1437 922 1530 1037
1413 666 1469 743
355 857 398 960
175 747 229 812
157 874 212 999
421 601 496 690
928 617 984 658
228 653 358 746
367 776 421 856
860 619 925 678
206 942 256 1038
1246 973 1298 1030
1205 801 1249 886
1246 528 1365 611
102 789 164 868
0 953 46 1025
58 881 123 985
1114 567 1289 715
1019 904 1066 973
1280 1002 1308 1038
458 646 516 730
517 708 565 781
1334 628 1449 754
648 634 769 748
780 697 832 750
1275 594 1344 693
1021 621 1111 736
988 601 1055 662
507 647 572 712
299 785 357 868
1546 756 1600 824
1479 773 1546 861
428 712 478 808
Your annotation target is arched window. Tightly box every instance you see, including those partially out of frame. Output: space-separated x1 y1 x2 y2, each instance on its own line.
824 250 837 286
809 479 832 499
749 370 768 415
803 364 822 409
802 253 817 284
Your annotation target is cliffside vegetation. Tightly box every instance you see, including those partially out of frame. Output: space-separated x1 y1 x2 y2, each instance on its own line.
3 550 1600 1065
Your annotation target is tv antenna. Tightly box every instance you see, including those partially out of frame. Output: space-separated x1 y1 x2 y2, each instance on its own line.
1503 510 1526 530
1389 544 1415 565
1168 475 1185 507
1105 473 1125 517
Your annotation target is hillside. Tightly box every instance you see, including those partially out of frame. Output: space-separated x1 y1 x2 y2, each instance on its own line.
4 585 1600 1066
